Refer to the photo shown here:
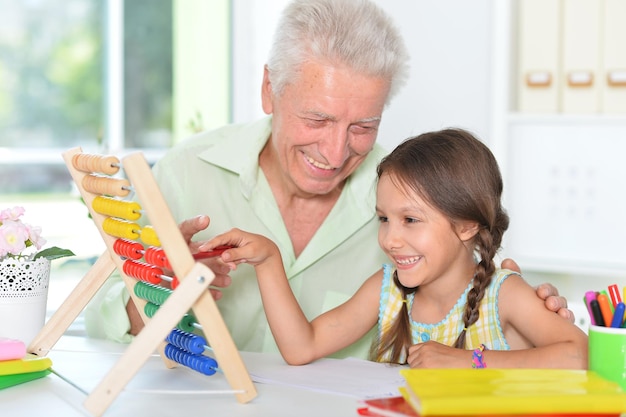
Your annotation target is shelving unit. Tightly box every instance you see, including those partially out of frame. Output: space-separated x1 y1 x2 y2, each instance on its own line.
492 1 626 276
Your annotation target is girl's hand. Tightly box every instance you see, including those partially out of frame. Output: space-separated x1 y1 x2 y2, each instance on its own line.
406 341 471 368
199 228 280 270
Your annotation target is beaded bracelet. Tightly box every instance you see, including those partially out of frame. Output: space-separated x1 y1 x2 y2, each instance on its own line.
471 344 487 368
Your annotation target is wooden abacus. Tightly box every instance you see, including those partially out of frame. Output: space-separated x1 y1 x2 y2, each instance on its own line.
28 147 257 416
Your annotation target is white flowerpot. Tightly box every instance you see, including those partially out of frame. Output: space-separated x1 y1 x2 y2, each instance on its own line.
0 257 50 345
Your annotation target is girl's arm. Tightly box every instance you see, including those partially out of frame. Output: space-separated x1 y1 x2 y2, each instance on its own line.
203 228 383 365
406 274 587 369
486 274 587 368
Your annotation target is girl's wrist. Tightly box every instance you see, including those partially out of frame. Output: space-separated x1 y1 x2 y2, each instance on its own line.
471 344 487 368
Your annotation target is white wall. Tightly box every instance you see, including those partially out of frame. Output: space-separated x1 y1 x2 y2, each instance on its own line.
373 0 493 151
231 0 289 123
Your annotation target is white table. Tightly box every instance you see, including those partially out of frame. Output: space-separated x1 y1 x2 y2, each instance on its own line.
1 336 403 417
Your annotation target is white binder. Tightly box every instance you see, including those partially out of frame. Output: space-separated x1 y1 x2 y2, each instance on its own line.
602 0 626 113
517 0 561 112
561 0 602 113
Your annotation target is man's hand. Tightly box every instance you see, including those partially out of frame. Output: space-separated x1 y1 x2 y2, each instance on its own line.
536 282 574 322
178 215 233 295
501 257 574 323
127 299 144 336
179 215 211 253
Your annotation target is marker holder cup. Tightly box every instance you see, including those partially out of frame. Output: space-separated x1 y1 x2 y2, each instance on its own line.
589 324 626 391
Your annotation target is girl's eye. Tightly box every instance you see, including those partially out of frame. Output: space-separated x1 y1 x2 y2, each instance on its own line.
405 217 419 224
377 216 388 223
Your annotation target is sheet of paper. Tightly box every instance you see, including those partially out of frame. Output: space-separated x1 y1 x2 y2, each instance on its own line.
246 353 406 399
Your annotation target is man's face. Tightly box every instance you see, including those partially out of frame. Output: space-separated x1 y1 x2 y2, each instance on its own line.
261 60 390 197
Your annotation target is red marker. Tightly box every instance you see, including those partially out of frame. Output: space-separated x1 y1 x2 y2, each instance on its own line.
608 284 622 308
192 245 234 260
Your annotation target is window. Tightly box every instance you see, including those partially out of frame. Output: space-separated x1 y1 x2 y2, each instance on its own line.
0 0 174 194
0 0 230 327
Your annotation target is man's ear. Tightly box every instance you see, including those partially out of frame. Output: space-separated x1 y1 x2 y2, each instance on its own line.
456 221 480 242
261 65 273 115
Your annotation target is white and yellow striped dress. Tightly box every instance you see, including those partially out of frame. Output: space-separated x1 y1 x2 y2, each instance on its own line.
377 263 518 363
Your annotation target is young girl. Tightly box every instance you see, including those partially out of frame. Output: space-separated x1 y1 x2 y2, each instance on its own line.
202 128 588 368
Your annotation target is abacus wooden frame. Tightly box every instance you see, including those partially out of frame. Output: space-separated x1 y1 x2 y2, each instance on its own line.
28 147 257 416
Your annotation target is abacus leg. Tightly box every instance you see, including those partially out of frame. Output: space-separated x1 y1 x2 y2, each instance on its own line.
83 262 213 417
28 251 117 356
193 292 258 403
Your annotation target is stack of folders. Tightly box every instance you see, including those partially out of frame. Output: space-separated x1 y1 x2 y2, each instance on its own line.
0 338 51 389
390 369 626 417
359 368 626 417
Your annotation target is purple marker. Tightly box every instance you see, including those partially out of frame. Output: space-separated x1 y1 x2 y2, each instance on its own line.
585 291 597 326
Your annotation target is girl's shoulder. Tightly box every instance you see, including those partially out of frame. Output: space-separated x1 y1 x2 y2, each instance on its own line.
486 268 526 302
495 268 541 310
489 268 523 291
494 268 522 281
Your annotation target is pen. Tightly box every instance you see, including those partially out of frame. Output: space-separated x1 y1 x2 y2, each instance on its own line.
597 293 614 326
590 299 605 326
192 245 235 260
610 302 625 328
584 291 597 326
609 284 622 309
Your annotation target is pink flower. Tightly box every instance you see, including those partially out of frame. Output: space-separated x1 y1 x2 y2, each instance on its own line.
0 206 25 222
0 205 71 261
24 223 46 250
0 220 29 256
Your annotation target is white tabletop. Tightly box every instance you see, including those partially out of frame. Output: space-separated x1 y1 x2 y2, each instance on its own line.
1 336 404 417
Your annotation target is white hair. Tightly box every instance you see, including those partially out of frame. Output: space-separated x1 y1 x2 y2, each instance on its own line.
266 0 410 105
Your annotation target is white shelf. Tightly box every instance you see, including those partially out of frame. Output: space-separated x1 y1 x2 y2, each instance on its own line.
507 113 626 125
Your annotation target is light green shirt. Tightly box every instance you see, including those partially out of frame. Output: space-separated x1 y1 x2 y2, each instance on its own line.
85 116 389 359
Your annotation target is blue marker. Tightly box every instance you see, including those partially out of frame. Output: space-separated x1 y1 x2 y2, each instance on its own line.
610 302 625 328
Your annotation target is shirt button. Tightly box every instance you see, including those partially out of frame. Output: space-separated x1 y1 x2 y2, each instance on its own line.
420 333 430 342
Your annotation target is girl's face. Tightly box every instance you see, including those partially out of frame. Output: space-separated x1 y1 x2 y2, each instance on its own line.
375 173 478 290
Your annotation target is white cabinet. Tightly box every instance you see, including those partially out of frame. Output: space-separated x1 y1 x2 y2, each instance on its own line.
504 116 626 275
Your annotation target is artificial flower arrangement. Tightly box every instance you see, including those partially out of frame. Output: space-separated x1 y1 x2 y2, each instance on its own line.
0 206 75 261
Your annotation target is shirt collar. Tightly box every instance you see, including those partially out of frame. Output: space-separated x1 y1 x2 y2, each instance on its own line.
197 117 272 198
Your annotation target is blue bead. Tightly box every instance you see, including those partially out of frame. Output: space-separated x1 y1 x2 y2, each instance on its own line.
420 333 430 342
